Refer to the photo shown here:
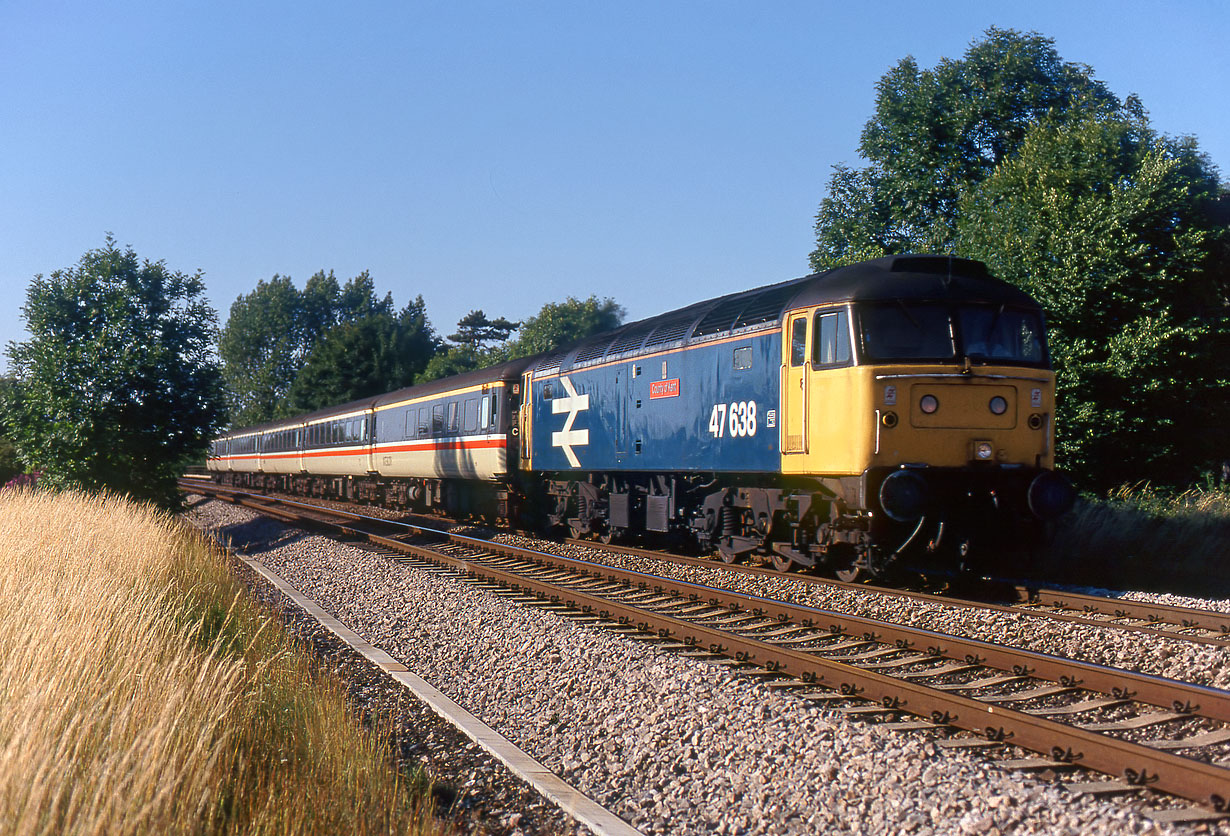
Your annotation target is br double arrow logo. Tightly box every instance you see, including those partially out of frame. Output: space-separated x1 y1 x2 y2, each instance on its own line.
550 376 589 468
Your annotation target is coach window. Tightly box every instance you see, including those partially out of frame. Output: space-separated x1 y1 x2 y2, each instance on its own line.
489 395 498 427
447 402 459 433
790 317 807 366
463 398 478 432
480 395 491 429
432 405 444 435
813 309 852 367
418 407 429 437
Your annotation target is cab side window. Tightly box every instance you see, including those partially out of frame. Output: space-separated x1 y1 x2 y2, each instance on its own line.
813 309 852 367
790 317 807 366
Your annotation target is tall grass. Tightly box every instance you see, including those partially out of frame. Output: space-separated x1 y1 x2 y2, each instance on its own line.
0 489 443 836
1038 483 1230 593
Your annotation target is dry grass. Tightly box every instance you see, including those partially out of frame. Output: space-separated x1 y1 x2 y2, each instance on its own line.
0 489 445 836
1039 483 1230 592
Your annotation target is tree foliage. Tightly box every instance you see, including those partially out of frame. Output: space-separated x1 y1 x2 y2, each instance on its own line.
958 113 1230 486
810 27 1126 268
417 296 625 383
504 296 625 359
809 27 1230 488
219 270 433 426
2 237 226 506
286 297 437 412
447 310 520 350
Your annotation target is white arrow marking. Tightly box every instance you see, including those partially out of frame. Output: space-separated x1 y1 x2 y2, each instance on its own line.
551 375 589 468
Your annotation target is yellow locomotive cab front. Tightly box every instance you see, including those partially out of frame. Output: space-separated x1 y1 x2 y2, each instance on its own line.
773 278 1074 578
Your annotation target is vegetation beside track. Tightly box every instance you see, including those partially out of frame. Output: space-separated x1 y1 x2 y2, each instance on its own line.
1040 483 1230 593
0 488 444 836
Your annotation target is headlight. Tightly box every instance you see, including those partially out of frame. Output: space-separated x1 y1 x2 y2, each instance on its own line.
989 396 1008 415
919 394 939 414
974 441 994 460
879 470 928 522
1028 471 1076 519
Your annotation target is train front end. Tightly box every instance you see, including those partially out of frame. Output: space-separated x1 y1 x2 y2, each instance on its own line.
780 256 1074 578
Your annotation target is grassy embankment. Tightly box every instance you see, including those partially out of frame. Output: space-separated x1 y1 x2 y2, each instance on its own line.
1038 483 1230 594
0 489 445 836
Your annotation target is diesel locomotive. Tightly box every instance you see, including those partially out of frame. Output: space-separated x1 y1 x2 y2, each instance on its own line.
208 254 1075 579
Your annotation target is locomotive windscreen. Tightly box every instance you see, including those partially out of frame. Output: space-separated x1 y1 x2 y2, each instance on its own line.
858 302 1046 365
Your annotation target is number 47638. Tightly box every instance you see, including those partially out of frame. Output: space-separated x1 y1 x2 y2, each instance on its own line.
708 401 757 438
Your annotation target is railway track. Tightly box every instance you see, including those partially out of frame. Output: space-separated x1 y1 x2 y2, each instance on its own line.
563 538 1230 649
183 480 1230 822
188 477 1230 648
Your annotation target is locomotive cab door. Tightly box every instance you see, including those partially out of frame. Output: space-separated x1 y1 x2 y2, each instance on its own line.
781 313 810 454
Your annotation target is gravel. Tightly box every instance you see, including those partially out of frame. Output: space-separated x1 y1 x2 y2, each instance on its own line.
482 532 1230 691
185 495 1222 835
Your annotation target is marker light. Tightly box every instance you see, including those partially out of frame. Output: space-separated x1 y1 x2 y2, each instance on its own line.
919 395 939 414
974 441 994 460
989 396 1008 415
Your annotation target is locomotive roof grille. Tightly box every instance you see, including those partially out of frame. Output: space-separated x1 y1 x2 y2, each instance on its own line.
534 349 569 372
690 296 748 338
604 324 654 357
642 315 694 348
572 335 616 365
732 282 808 328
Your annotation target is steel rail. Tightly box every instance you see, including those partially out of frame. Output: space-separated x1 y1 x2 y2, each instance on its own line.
186 481 1230 810
185 481 1230 723
185 479 1230 642
565 539 1230 647
1010 585 1230 635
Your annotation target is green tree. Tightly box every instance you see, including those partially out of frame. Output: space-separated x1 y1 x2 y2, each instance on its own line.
807 26 1230 487
219 274 303 427
448 310 520 350
418 296 626 382
503 296 625 359
957 113 1230 486
810 27 1125 269
418 345 487 382
285 296 439 412
219 270 405 426
3 237 226 506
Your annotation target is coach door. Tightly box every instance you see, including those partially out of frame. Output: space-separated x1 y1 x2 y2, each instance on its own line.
781 312 810 454
363 408 376 473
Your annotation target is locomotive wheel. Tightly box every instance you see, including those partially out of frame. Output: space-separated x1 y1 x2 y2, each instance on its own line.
834 564 868 583
569 523 586 540
716 539 742 564
771 552 795 572
599 527 622 545
827 543 868 583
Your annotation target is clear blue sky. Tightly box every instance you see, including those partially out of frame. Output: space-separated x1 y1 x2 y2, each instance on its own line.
2 1 1226 369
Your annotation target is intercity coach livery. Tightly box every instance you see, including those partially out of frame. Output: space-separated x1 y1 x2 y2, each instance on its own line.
209 254 1075 579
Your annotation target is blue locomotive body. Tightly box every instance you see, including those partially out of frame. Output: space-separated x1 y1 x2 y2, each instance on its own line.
527 330 782 474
